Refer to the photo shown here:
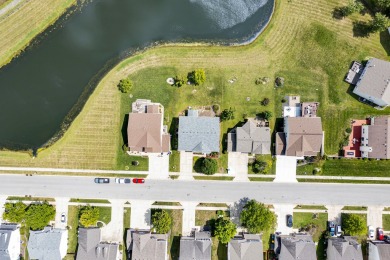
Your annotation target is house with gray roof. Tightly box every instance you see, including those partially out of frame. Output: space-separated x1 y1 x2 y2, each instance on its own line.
28 226 68 260
227 118 271 154
352 58 390 107
126 229 168 260
368 240 390 260
0 223 20 260
178 109 220 154
76 227 119 260
274 233 316 260
180 231 212 260
327 236 363 260
360 116 390 159
228 233 263 260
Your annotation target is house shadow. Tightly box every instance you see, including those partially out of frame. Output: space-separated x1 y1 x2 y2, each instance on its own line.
170 236 180 260
121 114 129 147
169 117 179 150
380 30 390 56
271 118 284 155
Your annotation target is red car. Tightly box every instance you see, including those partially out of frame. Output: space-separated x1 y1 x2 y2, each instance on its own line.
377 228 384 241
132 178 145 184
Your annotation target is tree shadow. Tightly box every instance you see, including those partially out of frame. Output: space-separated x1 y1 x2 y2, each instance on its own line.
352 21 371 38
123 228 130 260
316 232 328 260
380 30 390 56
169 117 179 150
121 114 129 146
217 241 228 260
229 197 250 225
332 7 346 20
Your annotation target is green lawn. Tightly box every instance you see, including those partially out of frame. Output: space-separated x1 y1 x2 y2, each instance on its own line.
294 205 327 210
123 208 131 260
249 177 275 182
248 155 274 174
193 176 234 181
7 196 54 202
321 159 390 177
70 198 110 204
298 179 390 184
97 207 111 225
383 215 390 230
292 212 328 242
342 206 367 211
169 151 180 172
67 206 79 254
198 203 228 207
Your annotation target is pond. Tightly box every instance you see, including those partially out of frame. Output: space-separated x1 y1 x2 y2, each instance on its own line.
0 0 274 149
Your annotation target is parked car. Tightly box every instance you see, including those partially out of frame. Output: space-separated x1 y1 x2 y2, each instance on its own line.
368 226 375 240
336 225 342 236
377 228 384 241
270 234 275 250
115 178 131 184
133 178 145 184
327 221 335 237
61 213 66 223
286 214 293 228
94 178 110 184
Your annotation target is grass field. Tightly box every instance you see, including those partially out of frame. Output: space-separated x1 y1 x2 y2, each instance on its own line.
67 206 79 254
383 215 390 230
0 0 389 170
0 0 76 68
293 212 328 242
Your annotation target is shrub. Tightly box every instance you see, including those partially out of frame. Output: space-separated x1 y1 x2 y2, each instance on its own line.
173 75 186 87
117 78 133 93
220 108 235 121
79 205 99 227
261 98 270 106
258 111 273 121
188 69 206 85
152 210 172 234
345 127 352 134
275 77 285 87
200 158 218 175
212 104 220 113
252 160 267 174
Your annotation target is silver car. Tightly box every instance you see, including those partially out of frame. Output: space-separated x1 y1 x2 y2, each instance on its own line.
368 225 375 240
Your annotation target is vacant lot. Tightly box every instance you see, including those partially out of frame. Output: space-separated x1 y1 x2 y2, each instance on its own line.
0 0 388 170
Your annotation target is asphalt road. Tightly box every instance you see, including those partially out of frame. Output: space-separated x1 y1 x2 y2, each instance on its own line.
0 174 388 206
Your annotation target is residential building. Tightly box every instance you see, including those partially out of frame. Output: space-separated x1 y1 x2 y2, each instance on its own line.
28 226 68 260
76 227 119 260
180 231 212 260
368 240 390 260
352 58 390 107
227 118 271 154
327 236 363 260
0 223 20 260
126 229 168 260
274 233 316 260
276 117 324 156
127 99 170 155
228 233 263 260
178 109 220 154
345 61 364 85
360 116 390 159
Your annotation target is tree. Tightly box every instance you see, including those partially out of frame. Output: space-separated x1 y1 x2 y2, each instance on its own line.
215 218 237 244
117 78 133 93
261 98 270 106
200 158 218 175
240 200 276 234
342 214 366 236
252 160 268 174
188 69 206 85
173 75 186 87
152 210 172 234
79 205 100 227
2 202 27 223
342 0 365 16
25 202 56 230
220 108 235 121
370 12 390 32
259 111 272 121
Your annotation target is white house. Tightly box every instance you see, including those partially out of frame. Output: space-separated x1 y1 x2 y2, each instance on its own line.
0 223 20 260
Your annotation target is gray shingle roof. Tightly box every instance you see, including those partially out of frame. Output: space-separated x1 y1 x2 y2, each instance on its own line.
178 111 220 154
228 234 263 260
0 224 20 260
180 231 212 260
276 233 316 260
76 228 118 260
228 120 271 154
353 58 390 106
128 229 168 260
28 226 68 260
327 236 363 260
369 241 390 260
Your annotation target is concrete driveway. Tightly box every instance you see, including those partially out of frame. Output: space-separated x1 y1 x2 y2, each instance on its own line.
179 151 194 180
327 205 343 224
54 197 69 229
130 200 153 229
101 200 125 242
274 204 295 234
367 206 383 230
148 154 169 179
274 156 300 183
228 152 249 182
181 202 198 236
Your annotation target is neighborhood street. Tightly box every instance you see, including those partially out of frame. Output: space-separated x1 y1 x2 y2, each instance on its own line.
0 174 388 206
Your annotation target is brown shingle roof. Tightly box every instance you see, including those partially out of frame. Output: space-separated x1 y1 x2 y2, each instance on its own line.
367 116 390 159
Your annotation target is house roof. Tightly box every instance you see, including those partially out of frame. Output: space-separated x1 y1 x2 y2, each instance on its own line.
327 236 363 260
276 233 316 260
228 120 271 154
370 241 390 260
0 224 19 260
180 231 212 260
366 116 390 159
127 106 170 153
353 58 390 106
285 117 323 156
228 234 263 260
178 111 220 153
28 227 68 260
129 230 168 260
76 228 118 260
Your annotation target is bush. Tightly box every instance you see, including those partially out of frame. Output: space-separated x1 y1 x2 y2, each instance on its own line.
212 104 220 113
200 158 218 175
79 205 99 227
258 111 273 121
152 210 172 234
261 98 270 106
188 69 206 85
173 75 186 87
220 108 235 121
252 160 268 174
345 127 352 134
117 78 133 93
275 77 285 87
